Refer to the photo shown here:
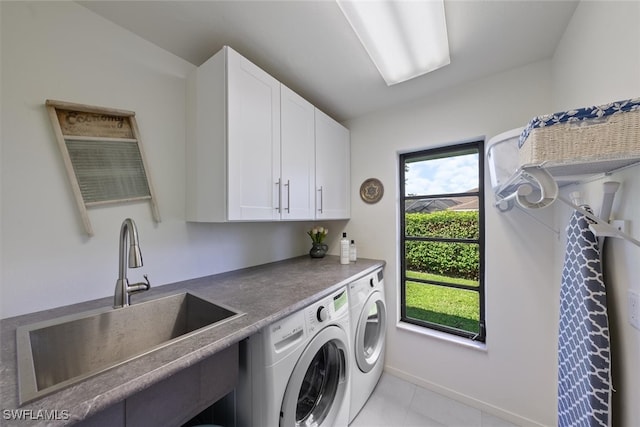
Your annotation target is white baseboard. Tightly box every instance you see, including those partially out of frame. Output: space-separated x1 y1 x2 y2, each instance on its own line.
384 365 550 427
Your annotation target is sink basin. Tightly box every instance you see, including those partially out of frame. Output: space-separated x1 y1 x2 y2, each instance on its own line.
16 292 242 404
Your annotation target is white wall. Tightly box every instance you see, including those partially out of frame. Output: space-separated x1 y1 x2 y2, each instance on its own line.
0 2 313 319
551 1 640 111
346 60 557 425
551 2 640 426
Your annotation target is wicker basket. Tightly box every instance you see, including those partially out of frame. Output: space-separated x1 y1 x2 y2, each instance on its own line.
519 107 640 176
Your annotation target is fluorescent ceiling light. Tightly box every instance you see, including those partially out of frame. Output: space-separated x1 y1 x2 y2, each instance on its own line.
337 0 450 86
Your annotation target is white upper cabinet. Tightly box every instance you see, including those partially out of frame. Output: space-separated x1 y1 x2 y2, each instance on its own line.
186 46 349 222
315 109 350 220
280 85 315 220
227 49 281 221
187 46 280 222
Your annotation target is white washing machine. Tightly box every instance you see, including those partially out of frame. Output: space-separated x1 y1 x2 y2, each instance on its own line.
347 268 386 423
238 286 351 427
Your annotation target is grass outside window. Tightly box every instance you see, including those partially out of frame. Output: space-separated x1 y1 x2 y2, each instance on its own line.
405 271 480 334
399 141 485 342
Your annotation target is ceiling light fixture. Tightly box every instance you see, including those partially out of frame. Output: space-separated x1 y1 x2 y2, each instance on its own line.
337 0 450 86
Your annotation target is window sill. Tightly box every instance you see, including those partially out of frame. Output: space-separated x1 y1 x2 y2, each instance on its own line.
396 321 488 352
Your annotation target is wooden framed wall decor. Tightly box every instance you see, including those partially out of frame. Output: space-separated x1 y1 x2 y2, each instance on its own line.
46 100 161 236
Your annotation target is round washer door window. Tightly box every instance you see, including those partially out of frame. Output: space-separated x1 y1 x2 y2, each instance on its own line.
280 326 349 427
355 292 386 373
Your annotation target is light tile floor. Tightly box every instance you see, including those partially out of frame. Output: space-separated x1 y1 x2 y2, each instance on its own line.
350 373 520 427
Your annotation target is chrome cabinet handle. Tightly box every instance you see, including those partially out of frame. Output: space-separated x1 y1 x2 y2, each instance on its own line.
275 179 281 213
317 186 323 213
285 179 290 213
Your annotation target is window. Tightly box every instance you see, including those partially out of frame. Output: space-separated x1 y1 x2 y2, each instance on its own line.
399 141 485 342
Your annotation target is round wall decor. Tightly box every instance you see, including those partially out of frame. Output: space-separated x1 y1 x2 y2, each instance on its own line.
360 178 384 204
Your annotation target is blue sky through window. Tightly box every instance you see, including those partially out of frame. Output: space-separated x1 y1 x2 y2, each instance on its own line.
405 153 478 196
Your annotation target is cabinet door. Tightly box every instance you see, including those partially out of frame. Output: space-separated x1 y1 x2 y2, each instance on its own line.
315 109 350 219
227 48 281 221
280 86 315 220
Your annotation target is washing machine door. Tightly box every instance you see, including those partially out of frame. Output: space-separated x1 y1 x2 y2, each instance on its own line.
355 290 386 373
280 325 349 427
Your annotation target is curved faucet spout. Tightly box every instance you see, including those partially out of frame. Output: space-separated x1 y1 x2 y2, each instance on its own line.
114 218 150 308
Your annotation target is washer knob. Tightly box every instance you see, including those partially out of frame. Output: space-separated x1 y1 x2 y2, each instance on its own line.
316 306 328 322
369 278 375 287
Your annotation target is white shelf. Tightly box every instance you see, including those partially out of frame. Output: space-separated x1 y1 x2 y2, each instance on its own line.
492 162 640 248
493 160 640 212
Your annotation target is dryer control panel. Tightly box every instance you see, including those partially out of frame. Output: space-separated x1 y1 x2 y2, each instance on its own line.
349 268 384 306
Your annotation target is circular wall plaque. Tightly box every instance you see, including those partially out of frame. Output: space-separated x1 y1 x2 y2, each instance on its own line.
360 178 384 204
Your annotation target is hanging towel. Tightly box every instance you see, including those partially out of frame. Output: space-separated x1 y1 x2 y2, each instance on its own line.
558 206 612 427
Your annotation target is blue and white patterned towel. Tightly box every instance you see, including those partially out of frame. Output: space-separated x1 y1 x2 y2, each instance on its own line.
558 207 611 427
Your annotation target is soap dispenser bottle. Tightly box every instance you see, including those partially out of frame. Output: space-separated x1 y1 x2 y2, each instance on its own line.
340 232 350 264
349 240 357 262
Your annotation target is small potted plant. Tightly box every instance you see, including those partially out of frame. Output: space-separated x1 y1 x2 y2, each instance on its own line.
307 226 329 258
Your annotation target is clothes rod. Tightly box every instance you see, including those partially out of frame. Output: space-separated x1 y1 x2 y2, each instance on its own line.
557 195 640 248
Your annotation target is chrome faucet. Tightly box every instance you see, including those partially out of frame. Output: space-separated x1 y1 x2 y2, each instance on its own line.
114 218 150 308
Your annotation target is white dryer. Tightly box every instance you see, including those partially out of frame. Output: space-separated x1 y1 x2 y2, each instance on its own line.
347 268 386 423
238 286 351 427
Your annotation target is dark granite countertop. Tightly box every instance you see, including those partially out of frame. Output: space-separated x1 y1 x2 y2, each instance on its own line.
0 255 384 426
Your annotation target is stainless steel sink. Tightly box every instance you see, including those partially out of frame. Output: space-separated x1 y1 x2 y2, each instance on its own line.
16 292 243 404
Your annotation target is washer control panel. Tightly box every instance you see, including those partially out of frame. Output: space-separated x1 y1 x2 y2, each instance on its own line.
306 287 349 334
